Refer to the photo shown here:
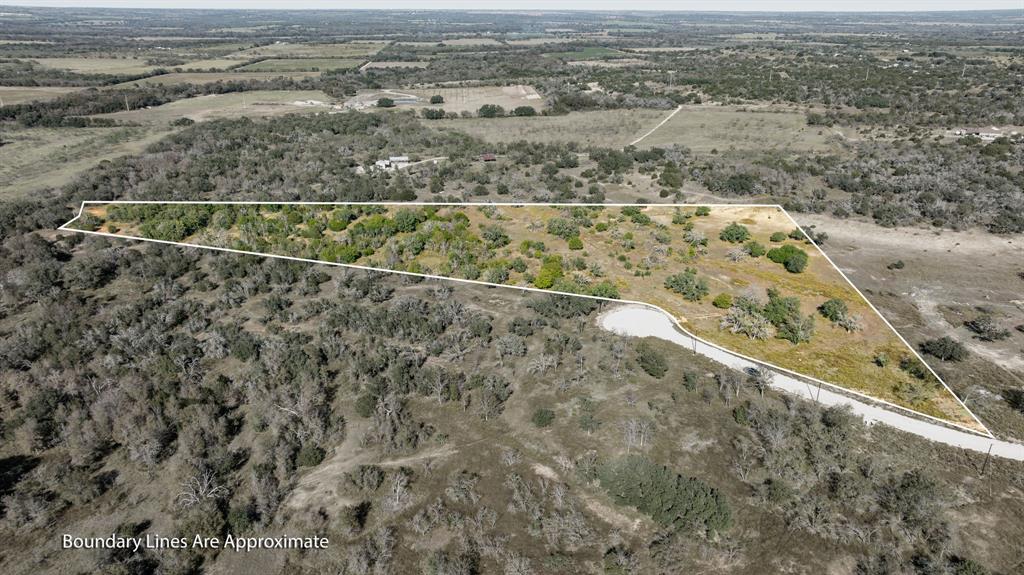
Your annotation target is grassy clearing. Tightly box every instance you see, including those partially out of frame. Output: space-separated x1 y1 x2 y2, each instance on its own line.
238 58 364 72
29 57 160 75
229 42 386 59
0 85 80 105
434 109 666 147
112 71 322 86
0 126 174 199
636 105 850 153
90 90 334 125
361 61 430 69
350 85 544 113
77 203 980 430
177 57 246 70
545 46 626 59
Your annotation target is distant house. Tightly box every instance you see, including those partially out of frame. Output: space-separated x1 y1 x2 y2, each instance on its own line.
480 153 497 162
389 155 410 163
957 127 1004 141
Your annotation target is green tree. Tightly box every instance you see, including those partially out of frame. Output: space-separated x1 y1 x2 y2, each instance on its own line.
377 97 395 108
477 104 505 118
429 94 444 104
719 222 751 243
597 455 730 534
636 341 668 378
512 106 537 116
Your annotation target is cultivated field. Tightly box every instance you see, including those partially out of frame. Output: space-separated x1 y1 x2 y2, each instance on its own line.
90 90 335 125
74 203 983 432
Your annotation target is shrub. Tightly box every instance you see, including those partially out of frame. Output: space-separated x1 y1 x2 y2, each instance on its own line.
296 445 326 467
766 244 808 273
597 455 731 534
712 293 733 309
719 222 750 243
512 106 537 116
695 206 711 216
964 314 1010 341
744 240 765 257
429 94 444 104
899 356 929 379
769 232 787 242
568 236 583 250
664 268 709 301
636 341 668 378
920 337 968 362
377 97 395 108
533 256 563 289
531 408 555 428
887 260 905 270
818 298 848 322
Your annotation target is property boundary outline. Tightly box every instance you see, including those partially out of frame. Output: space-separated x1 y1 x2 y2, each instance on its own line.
60 200 994 438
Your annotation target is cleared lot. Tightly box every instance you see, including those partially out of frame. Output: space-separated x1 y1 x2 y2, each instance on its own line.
0 85 80 105
91 90 335 125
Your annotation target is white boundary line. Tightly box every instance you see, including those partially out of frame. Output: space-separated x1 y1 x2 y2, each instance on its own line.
59 201 994 438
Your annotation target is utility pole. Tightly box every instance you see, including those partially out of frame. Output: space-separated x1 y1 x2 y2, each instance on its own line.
124 94 130 112
981 443 993 476
768 69 773 82
864 67 869 81
961 63 967 78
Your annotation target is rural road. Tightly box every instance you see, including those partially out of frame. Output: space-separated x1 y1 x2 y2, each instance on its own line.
629 104 683 146
598 304 1024 461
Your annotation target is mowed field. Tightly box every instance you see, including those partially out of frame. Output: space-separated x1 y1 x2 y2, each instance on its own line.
229 42 386 59
0 126 174 199
91 90 334 125
349 85 544 113
0 85 80 105
438 106 850 153
636 106 850 152
435 109 667 147
238 58 364 72
113 71 322 86
29 57 161 75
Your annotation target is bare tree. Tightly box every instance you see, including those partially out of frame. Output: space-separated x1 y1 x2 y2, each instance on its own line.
177 470 228 508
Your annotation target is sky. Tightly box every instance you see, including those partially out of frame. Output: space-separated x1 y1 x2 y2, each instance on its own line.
3 1 1022 11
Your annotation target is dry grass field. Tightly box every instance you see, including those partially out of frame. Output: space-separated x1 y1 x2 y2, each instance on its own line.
434 109 666 147
112 71 322 86
90 90 334 125
229 41 386 59
77 203 981 431
237 58 364 72
0 126 174 199
29 57 161 75
348 84 544 113
0 85 79 105
636 105 851 153
360 60 430 69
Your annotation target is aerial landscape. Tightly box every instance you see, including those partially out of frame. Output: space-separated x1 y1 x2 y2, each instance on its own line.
1 4 1023 575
